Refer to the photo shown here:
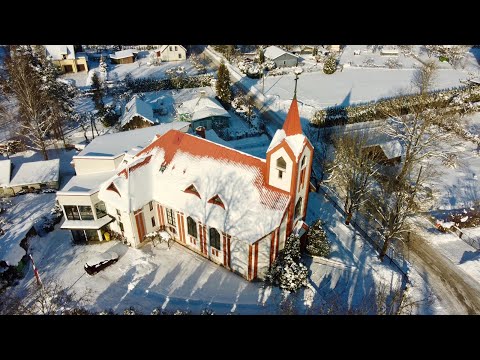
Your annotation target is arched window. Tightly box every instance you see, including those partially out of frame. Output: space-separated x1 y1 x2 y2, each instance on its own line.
294 197 303 219
276 157 286 170
187 216 197 238
209 228 221 250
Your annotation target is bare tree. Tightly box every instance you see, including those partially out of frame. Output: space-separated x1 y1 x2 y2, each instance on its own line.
412 59 438 95
1 280 92 315
330 132 382 225
0 46 53 159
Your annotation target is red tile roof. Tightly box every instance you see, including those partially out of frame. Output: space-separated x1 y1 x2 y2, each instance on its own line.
282 98 302 136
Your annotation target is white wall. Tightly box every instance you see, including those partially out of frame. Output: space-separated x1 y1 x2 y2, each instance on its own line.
268 147 293 192
57 194 95 207
161 46 186 62
230 237 248 278
256 235 271 279
293 145 312 221
73 156 123 175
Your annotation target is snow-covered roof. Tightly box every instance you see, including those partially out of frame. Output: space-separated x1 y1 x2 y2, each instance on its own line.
0 159 11 187
177 95 230 122
367 140 403 159
45 45 75 60
120 95 155 128
110 49 135 59
61 216 114 230
9 159 59 187
264 46 298 60
76 122 190 158
98 130 290 243
57 170 118 195
157 45 186 53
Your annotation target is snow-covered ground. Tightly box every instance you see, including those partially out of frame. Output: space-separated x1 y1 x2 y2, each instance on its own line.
411 215 480 283
2 184 440 314
339 45 422 69
0 193 56 265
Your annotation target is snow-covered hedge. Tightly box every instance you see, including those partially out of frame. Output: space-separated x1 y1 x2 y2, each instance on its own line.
124 74 214 93
311 84 480 128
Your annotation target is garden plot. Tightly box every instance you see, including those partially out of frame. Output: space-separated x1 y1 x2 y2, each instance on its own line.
339 45 421 69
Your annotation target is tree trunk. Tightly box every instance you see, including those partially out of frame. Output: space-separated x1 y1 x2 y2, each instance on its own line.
41 144 48 160
379 237 391 262
345 212 353 226
91 118 95 139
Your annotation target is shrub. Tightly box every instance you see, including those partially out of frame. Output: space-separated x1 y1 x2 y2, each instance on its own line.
439 56 449 62
306 220 331 257
323 56 337 74
265 234 308 292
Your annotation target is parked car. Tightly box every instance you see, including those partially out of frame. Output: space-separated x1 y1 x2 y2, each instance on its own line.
84 251 119 275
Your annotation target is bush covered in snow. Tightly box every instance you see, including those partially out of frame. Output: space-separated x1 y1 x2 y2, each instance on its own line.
124 74 213 93
311 84 480 128
305 220 331 258
323 56 337 74
265 234 308 292
35 203 63 235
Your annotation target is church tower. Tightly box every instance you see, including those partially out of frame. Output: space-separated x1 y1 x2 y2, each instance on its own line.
265 82 314 238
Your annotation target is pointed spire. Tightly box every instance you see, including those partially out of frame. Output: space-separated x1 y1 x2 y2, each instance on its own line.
282 98 302 136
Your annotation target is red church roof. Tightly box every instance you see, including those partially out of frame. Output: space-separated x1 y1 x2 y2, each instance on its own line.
282 98 302 136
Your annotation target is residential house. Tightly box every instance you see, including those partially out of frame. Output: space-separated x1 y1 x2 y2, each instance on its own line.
44 45 89 73
120 95 156 130
0 159 60 196
176 91 230 130
56 97 313 281
264 46 299 68
291 45 317 55
153 45 187 62
110 49 136 64
56 123 190 244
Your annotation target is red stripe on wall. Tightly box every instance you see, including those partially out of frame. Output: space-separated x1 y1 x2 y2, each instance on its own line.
199 222 204 253
270 231 275 266
135 212 146 242
275 228 280 258
203 226 208 255
248 245 253 280
227 235 231 268
254 243 259 279
223 234 227 266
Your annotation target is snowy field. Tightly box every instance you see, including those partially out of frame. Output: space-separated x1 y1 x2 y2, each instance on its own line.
242 67 467 117
339 45 422 69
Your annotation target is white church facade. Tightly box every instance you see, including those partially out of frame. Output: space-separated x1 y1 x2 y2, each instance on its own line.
56 98 313 281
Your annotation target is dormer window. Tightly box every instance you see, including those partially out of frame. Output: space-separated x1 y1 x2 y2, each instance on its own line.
106 182 121 196
184 184 201 198
208 195 225 209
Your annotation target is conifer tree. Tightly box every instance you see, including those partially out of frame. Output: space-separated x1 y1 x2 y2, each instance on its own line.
216 61 232 107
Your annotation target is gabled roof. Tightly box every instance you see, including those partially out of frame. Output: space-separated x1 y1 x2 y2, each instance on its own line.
267 98 311 160
98 130 290 243
177 95 230 122
0 159 11 187
157 45 187 53
45 45 75 60
264 46 298 60
75 122 190 158
120 95 155 128
110 49 135 59
9 159 59 187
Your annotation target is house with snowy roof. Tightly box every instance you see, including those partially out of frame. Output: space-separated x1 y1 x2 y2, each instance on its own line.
110 49 136 64
0 159 60 196
152 45 187 62
56 123 190 244
44 45 88 73
56 95 313 281
120 95 156 130
176 91 230 131
264 46 299 68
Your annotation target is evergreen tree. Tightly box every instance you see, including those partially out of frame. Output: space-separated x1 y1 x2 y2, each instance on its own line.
323 56 337 74
258 48 265 64
305 220 331 257
216 61 232 107
91 72 105 114
265 234 308 292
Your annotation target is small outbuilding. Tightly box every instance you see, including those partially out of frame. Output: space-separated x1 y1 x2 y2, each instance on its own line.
110 49 136 64
120 95 156 130
176 92 230 130
264 46 299 68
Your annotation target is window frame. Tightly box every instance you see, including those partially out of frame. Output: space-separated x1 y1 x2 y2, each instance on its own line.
166 208 176 226
151 216 156 228
95 201 107 219
64 205 81 220
209 228 221 250
187 216 198 238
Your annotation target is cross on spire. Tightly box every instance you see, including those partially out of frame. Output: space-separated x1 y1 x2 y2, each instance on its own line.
294 72 299 99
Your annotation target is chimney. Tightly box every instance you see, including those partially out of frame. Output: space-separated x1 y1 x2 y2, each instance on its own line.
199 90 206 98
195 126 206 139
